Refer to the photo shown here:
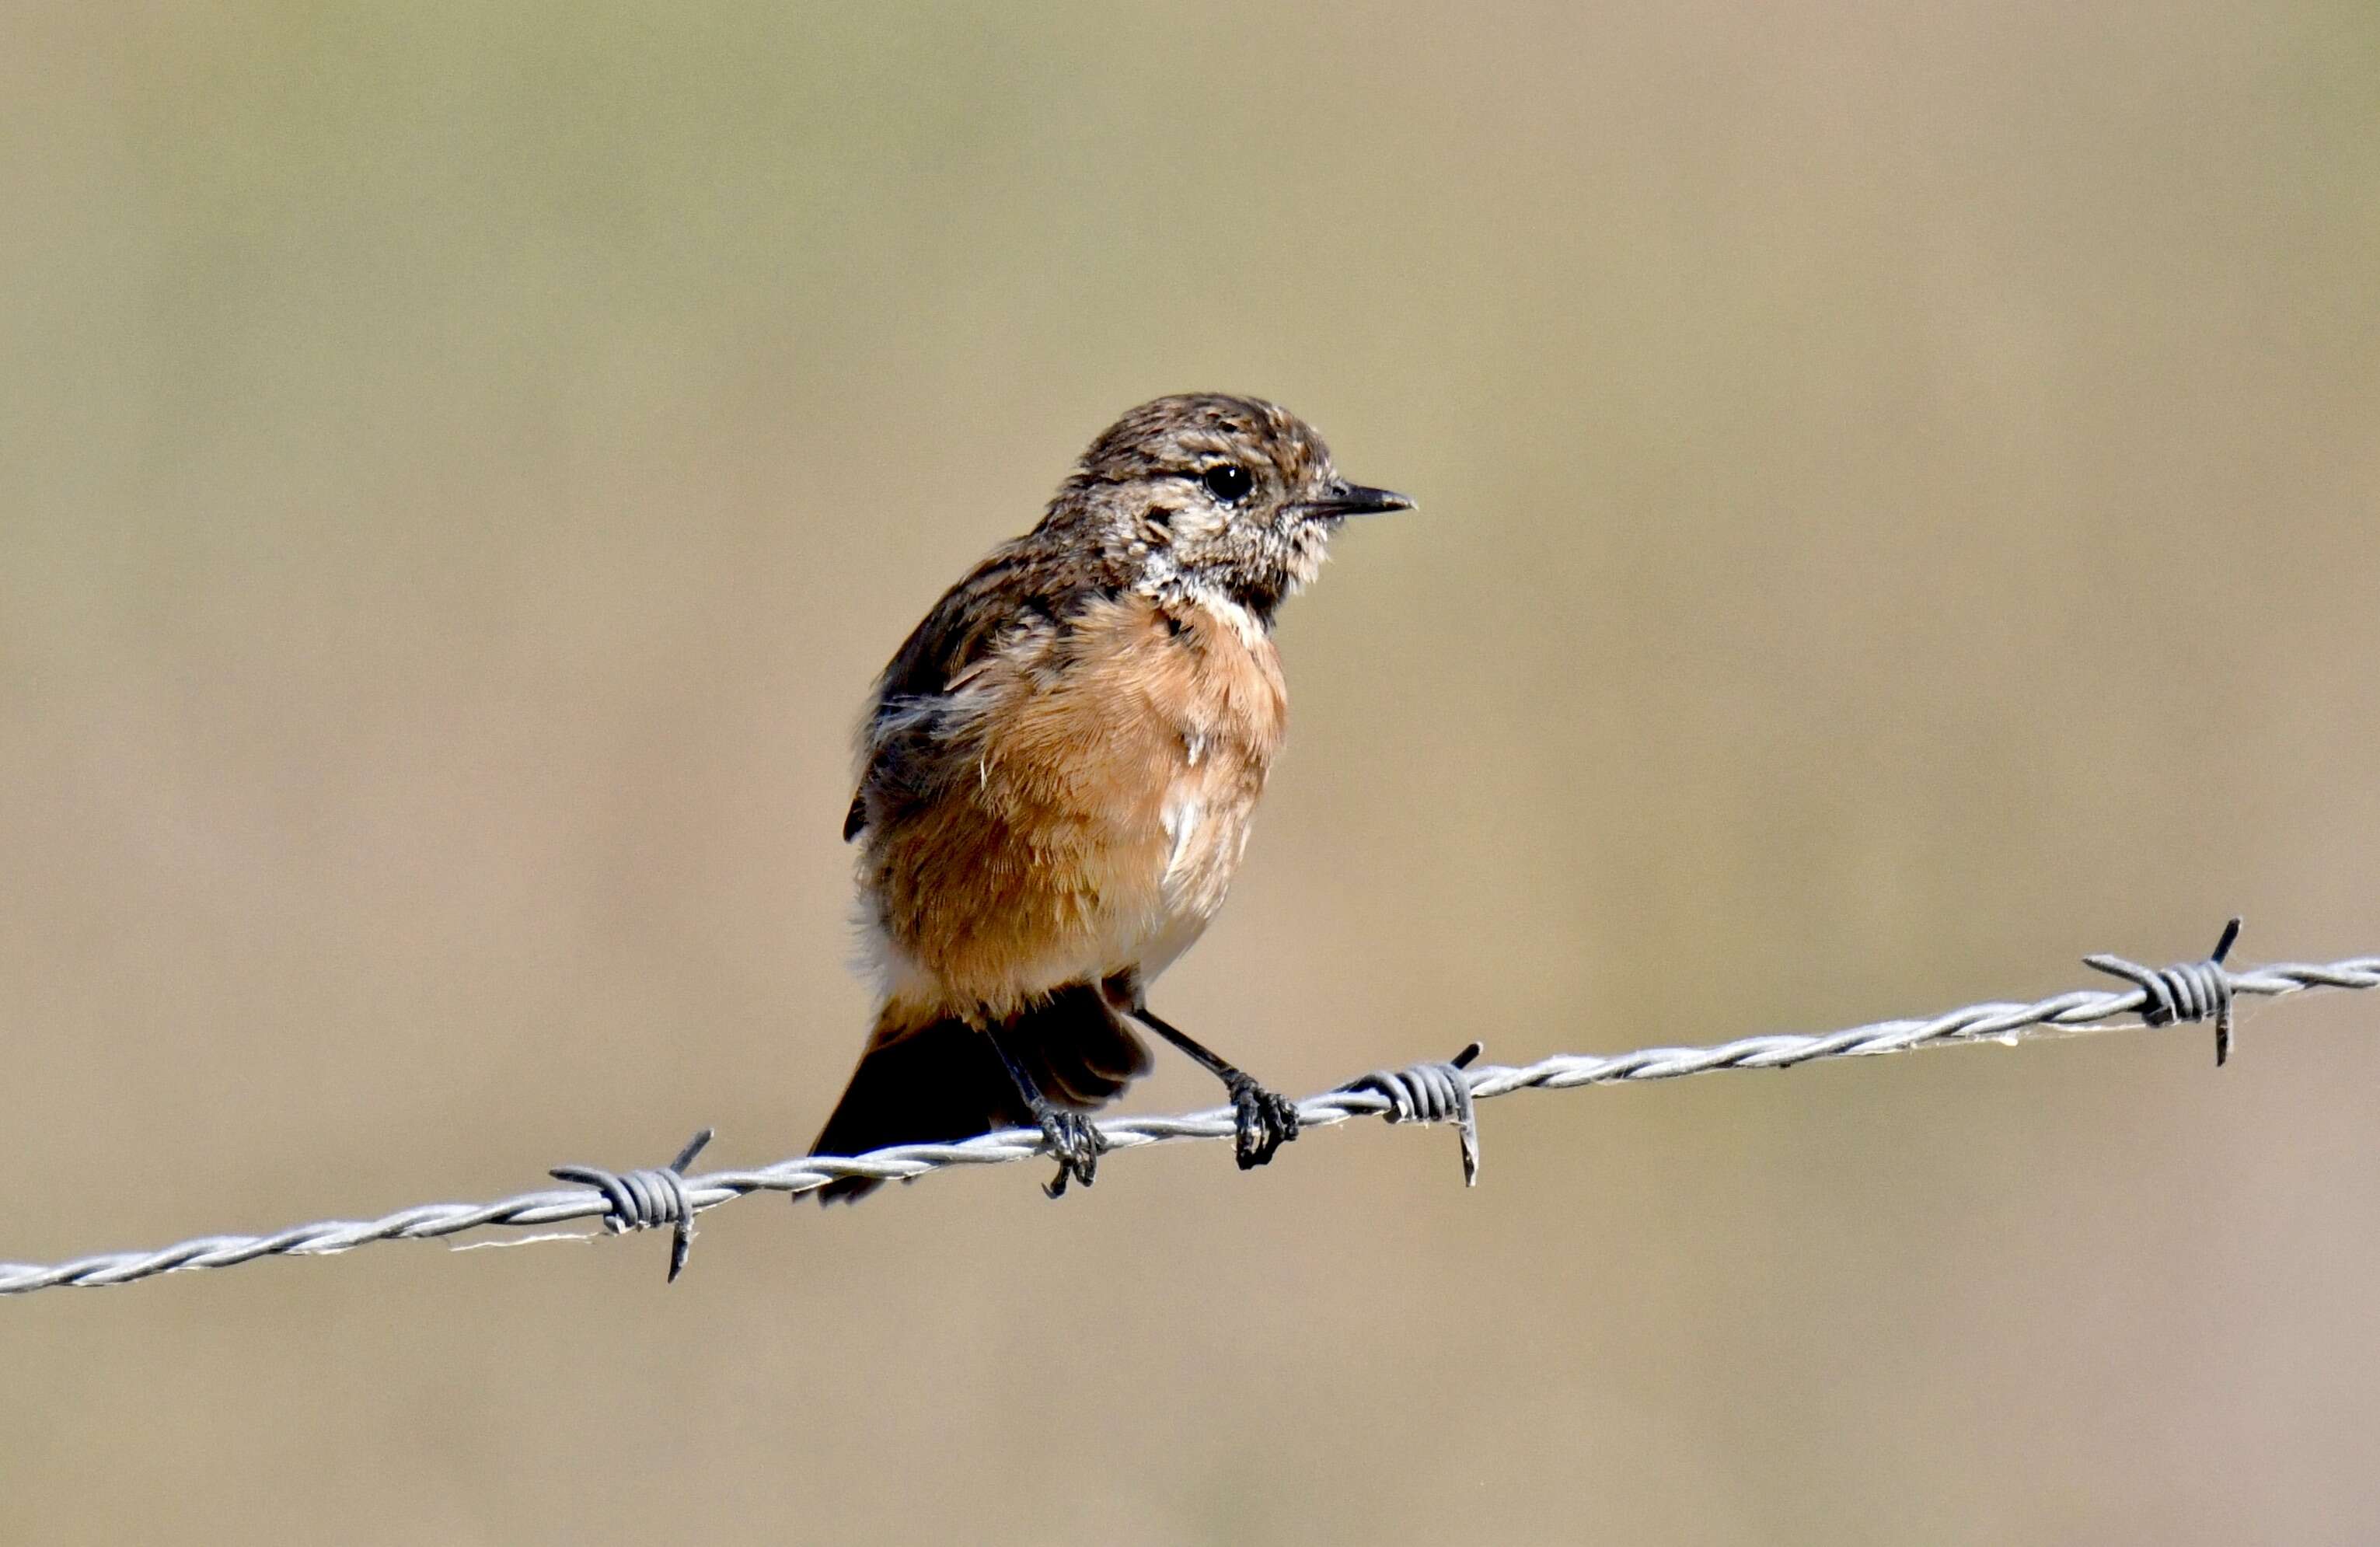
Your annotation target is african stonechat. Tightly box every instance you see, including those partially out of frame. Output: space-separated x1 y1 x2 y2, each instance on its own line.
811 393 1412 1201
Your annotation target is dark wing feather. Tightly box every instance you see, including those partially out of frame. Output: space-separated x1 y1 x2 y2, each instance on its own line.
840 536 1098 841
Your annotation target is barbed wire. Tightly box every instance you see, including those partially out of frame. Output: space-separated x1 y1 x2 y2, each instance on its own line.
5 924 2375 1295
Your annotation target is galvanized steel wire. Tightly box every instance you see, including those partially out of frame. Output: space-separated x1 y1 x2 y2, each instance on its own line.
5 927 2375 1294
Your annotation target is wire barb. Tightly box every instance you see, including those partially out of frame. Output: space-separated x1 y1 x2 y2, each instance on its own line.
2084 915 2243 1067
1341 1042 1485 1186
5 924 2376 1296
550 1128 714 1283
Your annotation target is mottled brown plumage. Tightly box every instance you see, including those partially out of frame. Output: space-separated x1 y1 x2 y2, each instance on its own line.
812 393 1411 1200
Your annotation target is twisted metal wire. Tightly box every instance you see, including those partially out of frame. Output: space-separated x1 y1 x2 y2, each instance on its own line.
5 938 2375 1295
549 1128 713 1283
1341 1040 1483 1186
2085 917 2242 1065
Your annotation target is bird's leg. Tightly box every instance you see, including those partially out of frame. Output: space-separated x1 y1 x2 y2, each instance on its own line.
985 1025 1106 1199
1129 1006 1300 1170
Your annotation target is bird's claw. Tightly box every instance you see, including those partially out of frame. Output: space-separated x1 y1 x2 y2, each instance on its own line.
1227 1077 1301 1170
1038 1109 1108 1199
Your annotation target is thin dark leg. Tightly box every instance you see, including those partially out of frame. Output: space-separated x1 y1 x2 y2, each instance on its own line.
1129 1006 1301 1170
985 1025 1106 1199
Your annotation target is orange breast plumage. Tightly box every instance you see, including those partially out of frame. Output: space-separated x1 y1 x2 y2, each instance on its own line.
856 588 1285 1022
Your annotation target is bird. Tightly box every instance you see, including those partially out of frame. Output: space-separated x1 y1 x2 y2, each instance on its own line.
809 393 1412 1203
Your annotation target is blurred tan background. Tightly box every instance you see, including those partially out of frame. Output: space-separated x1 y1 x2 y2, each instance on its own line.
3 2 2377 1542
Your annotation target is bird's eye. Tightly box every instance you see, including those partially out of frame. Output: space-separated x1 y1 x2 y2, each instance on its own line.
1201 464 1253 503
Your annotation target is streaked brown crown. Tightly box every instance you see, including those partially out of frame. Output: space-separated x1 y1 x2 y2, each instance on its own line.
1061 393 1335 501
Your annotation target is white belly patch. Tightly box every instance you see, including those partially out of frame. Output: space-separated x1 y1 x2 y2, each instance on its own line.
1161 794 1203 886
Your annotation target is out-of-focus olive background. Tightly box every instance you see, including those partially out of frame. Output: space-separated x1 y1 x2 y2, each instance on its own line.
5 2 2377 1542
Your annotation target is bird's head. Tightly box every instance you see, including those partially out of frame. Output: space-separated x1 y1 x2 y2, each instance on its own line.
1042 393 1412 627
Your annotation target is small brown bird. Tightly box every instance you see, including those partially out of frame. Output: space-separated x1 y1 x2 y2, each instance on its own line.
811 393 1412 1202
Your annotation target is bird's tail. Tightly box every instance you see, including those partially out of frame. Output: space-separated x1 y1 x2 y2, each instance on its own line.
808 983 1152 1204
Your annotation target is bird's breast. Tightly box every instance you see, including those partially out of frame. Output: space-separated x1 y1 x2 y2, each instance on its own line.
864 589 1286 1014
1118 592 1288 980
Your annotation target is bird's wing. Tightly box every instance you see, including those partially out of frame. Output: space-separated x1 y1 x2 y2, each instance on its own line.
843 538 1080 842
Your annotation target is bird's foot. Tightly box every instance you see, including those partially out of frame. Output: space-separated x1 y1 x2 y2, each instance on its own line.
1038 1109 1108 1200
1227 1077 1301 1170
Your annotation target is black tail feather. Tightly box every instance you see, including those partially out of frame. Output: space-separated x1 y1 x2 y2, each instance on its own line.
809 984 1151 1205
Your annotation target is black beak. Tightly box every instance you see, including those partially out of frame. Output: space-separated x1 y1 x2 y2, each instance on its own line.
1296 480 1415 520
